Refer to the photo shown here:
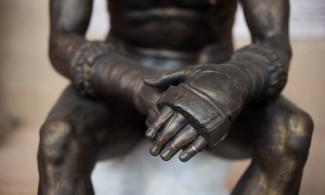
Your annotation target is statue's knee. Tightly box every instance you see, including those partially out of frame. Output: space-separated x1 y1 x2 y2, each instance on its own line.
286 111 314 161
39 120 72 164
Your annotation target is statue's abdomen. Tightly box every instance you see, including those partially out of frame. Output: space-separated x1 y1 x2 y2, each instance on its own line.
106 0 237 69
107 0 225 52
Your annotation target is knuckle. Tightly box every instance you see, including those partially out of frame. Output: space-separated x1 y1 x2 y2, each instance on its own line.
156 136 165 145
169 143 178 151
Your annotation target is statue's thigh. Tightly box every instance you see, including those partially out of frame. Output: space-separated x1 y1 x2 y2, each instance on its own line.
43 85 146 161
209 96 313 160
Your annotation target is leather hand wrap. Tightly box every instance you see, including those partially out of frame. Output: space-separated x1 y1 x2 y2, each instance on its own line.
70 41 160 113
70 42 114 97
147 45 290 147
155 65 248 147
231 44 289 100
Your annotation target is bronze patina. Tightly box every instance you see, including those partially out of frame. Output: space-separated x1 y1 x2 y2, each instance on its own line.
38 0 314 194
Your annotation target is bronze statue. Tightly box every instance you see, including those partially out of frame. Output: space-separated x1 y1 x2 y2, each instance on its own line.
38 0 314 194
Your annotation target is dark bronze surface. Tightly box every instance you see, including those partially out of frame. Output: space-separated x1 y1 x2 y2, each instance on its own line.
38 0 314 194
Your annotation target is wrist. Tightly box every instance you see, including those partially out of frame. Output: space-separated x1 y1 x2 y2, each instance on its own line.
133 77 163 114
132 77 148 113
196 64 256 106
219 62 265 103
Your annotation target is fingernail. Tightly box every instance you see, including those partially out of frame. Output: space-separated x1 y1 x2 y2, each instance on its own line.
160 149 172 161
150 144 160 156
179 152 190 162
145 128 156 138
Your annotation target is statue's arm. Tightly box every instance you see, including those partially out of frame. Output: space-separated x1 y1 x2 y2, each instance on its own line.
49 0 158 113
230 0 292 101
49 0 93 78
144 0 293 150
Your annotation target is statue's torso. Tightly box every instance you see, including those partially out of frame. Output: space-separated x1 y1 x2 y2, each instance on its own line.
107 0 237 69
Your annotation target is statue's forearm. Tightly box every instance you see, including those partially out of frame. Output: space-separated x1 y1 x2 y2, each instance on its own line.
235 0 292 103
49 0 147 105
83 42 146 103
51 37 146 106
229 42 291 103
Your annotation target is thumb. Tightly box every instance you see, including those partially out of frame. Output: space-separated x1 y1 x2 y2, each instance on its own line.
144 69 187 88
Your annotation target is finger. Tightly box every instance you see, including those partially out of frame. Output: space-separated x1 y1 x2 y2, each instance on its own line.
179 136 208 162
144 69 187 88
160 124 198 161
145 106 160 128
145 106 173 139
150 113 186 156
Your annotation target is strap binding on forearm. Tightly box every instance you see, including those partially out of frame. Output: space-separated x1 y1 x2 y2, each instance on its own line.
231 44 289 101
70 42 114 97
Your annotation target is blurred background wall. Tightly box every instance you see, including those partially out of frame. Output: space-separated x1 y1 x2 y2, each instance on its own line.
0 0 324 194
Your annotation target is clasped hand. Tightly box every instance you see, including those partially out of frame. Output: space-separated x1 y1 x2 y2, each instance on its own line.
143 64 247 162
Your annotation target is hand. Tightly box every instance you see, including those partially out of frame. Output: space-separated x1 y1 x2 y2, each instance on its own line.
133 80 163 115
146 106 208 162
144 64 248 161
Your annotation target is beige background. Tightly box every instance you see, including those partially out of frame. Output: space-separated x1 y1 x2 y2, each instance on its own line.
0 0 324 195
